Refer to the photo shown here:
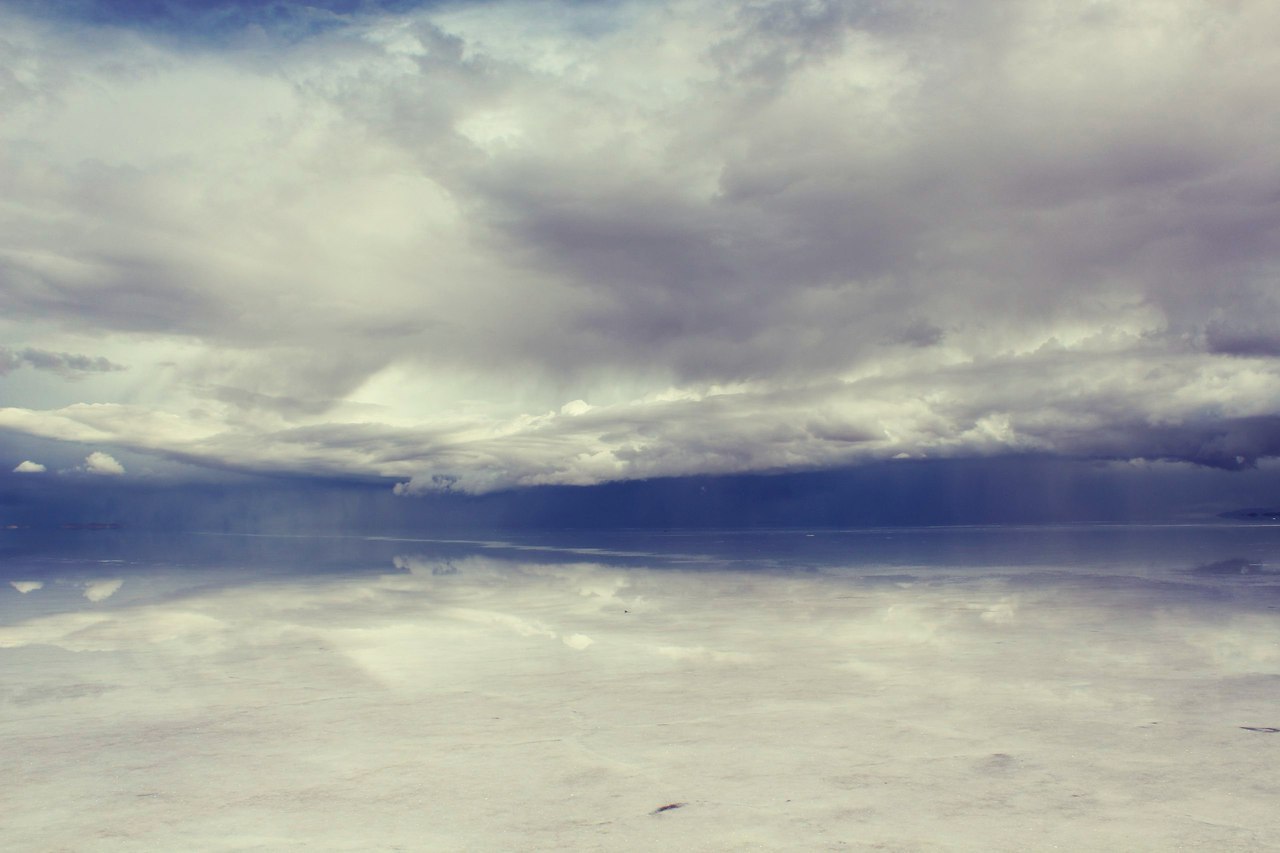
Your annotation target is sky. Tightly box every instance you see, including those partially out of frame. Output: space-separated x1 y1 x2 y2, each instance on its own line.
2 0 1280 523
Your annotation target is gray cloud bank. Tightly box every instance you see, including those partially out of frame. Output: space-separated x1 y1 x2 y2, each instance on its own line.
1 0 1279 492
0 347 125 379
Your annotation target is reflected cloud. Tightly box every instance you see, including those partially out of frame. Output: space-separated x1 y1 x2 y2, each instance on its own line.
562 633 593 650
975 595 1019 625
392 554 459 576
654 645 752 664
1192 557 1279 577
1 529 1280 849
83 578 123 602
0 609 225 652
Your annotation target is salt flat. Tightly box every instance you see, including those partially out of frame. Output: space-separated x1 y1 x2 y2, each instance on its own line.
2 527 1278 851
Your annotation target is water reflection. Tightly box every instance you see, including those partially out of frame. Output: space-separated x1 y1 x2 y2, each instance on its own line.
2 526 1279 850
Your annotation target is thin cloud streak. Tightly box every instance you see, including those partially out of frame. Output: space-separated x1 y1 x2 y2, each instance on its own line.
0 346 125 378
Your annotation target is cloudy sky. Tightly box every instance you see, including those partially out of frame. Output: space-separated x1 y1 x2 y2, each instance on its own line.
2 0 1279 501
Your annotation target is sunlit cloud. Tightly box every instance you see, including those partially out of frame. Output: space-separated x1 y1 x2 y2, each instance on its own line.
81 452 125 476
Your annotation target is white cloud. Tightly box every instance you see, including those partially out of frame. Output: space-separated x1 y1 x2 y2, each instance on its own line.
10 581 43 594
1 1 1279 490
82 452 125 476
83 579 124 602
561 633 594 650
12 460 46 473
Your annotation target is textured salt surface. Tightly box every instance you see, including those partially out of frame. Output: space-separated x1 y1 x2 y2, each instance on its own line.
1 529 1278 851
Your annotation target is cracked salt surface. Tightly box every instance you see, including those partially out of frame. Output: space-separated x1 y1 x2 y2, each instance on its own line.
1 526 1279 851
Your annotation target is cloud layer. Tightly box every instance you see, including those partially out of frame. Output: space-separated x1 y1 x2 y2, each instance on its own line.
2 0 1279 491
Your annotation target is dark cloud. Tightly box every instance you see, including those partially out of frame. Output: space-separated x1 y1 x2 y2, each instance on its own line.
2 0 440 43
1047 415 1280 472
1205 321 1280 358
0 346 125 378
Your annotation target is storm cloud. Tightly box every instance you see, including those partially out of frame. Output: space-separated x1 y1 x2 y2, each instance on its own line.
1 0 1279 492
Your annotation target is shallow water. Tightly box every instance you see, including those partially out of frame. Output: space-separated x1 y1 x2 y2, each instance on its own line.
3 526 1279 851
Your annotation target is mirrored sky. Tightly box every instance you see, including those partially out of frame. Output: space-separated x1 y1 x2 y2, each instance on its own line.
3 527 1279 849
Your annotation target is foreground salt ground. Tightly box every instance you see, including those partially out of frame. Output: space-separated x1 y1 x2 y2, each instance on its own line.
1 530 1279 851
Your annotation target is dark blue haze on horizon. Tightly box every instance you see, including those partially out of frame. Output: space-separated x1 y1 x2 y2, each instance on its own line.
4 454 1280 534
